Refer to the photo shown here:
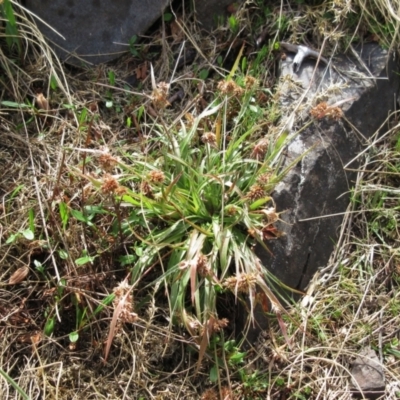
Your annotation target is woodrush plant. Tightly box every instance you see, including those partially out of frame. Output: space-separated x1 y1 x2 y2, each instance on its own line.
76 65 298 358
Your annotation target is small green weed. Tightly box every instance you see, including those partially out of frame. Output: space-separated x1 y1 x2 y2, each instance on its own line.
293 385 312 400
129 34 140 57
228 15 240 35
239 369 269 398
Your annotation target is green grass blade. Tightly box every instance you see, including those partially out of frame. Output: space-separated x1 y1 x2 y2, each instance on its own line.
0 368 30 400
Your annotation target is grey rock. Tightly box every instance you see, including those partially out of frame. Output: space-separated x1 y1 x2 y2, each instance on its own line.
239 43 399 345
351 347 385 398
24 0 245 65
24 0 169 65
257 43 399 294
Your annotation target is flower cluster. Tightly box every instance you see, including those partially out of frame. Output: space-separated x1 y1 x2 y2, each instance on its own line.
201 131 217 147
251 138 269 159
223 273 258 293
310 101 343 120
148 170 165 184
244 75 259 90
113 280 138 324
101 174 119 194
217 79 244 96
98 147 119 171
151 81 170 109
246 184 266 201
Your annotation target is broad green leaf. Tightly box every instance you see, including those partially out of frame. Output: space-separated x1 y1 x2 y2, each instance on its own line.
78 107 88 126
199 69 209 80
50 75 58 90
1 101 30 108
6 233 19 244
163 12 173 22
71 209 88 223
209 365 218 383
21 229 34 240
44 317 55 336
69 331 79 343
229 351 246 365
227 42 244 81
75 255 96 266
58 249 68 260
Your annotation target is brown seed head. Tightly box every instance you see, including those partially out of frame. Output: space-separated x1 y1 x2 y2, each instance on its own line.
251 138 269 159
244 75 259 90
223 273 258 293
310 102 328 119
246 184 266 201
151 81 170 109
114 186 127 196
311 102 343 121
220 387 234 400
226 205 238 216
201 132 217 146
325 106 343 120
257 172 271 185
197 254 210 277
99 152 118 171
201 388 218 400
101 174 119 194
148 170 165 184
140 181 153 197
113 281 138 324
217 80 244 96
213 318 229 332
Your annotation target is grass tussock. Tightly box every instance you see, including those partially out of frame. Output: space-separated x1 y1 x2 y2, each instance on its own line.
1 0 400 398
